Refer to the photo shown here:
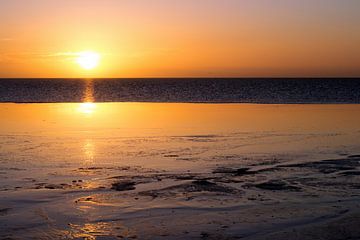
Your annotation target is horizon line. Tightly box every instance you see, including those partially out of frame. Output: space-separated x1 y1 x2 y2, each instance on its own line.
0 76 359 80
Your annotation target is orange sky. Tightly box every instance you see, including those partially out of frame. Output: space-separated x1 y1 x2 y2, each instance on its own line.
0 0 359 78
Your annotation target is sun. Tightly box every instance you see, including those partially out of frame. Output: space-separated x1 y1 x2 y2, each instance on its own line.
76 51 100 70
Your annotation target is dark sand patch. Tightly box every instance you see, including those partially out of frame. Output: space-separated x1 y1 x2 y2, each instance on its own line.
111 181 136 191
110 172 213 183
45 183 72 190
279 156 360 174
163 154 179 158
140 180 241 198
213 166 280 175
213 167 254 175
253 180 301 191
340 171 360 176
0 208 11 216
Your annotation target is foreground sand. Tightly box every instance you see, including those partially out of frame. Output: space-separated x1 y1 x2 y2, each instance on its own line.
1 103 360 239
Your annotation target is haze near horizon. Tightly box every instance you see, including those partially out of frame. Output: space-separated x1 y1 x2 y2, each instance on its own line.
0 0 359 78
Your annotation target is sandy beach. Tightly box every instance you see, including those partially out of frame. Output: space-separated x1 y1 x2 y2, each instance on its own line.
0 103 359 239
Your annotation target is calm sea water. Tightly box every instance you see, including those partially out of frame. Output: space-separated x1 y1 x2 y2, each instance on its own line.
0 78 359 103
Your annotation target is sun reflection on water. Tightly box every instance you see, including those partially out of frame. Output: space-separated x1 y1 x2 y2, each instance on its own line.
79 81 97 163
82 79 95 103
83 139 95 164
78 79 97 115
78 102 97 115
68 222 137 240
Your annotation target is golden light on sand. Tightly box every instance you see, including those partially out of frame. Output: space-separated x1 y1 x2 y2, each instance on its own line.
76 51 100 70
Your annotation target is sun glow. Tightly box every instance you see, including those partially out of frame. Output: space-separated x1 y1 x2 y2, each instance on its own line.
78 102 97 115
76 51 100 70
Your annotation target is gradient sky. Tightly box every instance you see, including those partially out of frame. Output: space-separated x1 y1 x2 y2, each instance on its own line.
0 0 359 78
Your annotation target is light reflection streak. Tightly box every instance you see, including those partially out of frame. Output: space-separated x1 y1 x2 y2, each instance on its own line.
78 102 96 115
83 139 95 164
80 80 97 164
68 222 136 240
82 79 95 103
78 79 96 115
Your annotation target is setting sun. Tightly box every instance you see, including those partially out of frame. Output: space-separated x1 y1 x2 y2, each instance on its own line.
76 51 100 70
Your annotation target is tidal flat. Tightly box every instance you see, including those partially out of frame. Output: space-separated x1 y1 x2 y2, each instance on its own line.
1 103 360 239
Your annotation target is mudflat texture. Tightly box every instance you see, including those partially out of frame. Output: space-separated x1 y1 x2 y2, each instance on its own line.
1 103 360 239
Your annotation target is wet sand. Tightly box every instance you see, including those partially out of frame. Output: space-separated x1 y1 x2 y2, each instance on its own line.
1 103 360 239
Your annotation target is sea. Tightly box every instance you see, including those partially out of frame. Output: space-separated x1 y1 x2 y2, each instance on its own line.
0 78 359 103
